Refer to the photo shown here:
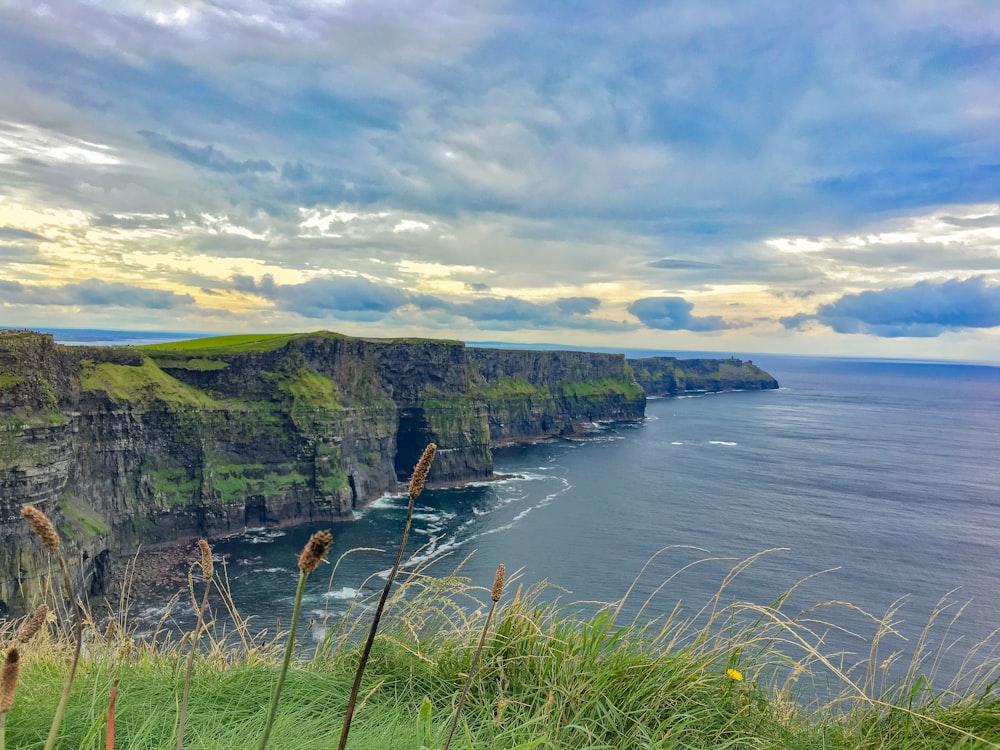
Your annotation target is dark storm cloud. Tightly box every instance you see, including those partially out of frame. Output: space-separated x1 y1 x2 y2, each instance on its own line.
628 297 732 332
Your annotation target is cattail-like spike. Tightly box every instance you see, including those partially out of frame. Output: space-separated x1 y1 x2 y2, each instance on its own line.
198 539 213 581
408 443 437 500
21 505 60 551
104 618 116 644
1 649 19 714
16 604 48 644
297 530 333 574
491 563 506 603
338 443 437 750
442 562 507 750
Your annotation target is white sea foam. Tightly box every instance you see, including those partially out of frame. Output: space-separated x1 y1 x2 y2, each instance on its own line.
325 586 358 600
671 441 684 445
709 441 738 446
354 492 405 519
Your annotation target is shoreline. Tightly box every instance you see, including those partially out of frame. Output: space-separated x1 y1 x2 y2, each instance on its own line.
108 470 524 608
108 427 612 609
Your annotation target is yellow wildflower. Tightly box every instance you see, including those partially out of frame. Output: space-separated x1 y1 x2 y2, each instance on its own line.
726 668 743 681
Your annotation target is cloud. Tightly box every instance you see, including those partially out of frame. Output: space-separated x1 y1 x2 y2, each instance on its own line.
647 258 723 270
235 274 417 319
628 297 732 331
140 131 276 174
0 227 46 241
232 274 625 331
0 279 196 308
448 295 624 331
785 277 1000 337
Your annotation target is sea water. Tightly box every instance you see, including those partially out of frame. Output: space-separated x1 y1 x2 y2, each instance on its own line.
120 353 1000 692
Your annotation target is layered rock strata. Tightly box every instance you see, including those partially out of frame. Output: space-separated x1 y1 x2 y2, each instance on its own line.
0 330 647 613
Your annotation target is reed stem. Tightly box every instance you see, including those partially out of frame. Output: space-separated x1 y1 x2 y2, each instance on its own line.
337 443 435 750
44 554 82 750
443 563 505 750
256 570 308 750
177 576 211 749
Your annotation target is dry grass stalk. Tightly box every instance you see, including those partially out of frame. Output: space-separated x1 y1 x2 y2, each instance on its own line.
21 505 60 551
17 505 84 750
257 530 334 750
0 648 19 750
443 563 507 750
298 530 333 574
198 539 214 580
408 443 437 500
179 539 215 750
0 649 18 713
16 605 48 644
338 443 436 750
491 564 506 603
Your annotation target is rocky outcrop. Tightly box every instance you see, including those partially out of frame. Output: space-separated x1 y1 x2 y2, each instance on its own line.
0 330 645 613
628 356 779 396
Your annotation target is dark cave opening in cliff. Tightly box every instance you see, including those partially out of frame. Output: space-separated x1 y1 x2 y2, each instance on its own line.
395 407 435 482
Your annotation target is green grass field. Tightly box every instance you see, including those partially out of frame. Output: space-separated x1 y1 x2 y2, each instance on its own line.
3 546 999 750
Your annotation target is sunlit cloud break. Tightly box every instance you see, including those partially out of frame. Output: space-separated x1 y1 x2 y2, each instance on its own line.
0 1 997 360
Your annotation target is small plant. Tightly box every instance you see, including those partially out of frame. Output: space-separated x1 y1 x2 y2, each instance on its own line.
443 563 506 750
338 442 436 750
177 538 214 750
21 504 83 750
256 528 333 750
0 648 20 750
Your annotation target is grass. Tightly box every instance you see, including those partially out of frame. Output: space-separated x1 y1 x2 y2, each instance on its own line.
5 476 1000 750
3 541 999 750
80 360 222 408
140 333 304 354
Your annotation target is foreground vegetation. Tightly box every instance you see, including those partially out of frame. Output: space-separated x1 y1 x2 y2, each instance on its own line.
4 554 999 749
3 447 999 748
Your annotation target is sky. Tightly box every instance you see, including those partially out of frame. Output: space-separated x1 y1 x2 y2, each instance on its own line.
1 1 999 360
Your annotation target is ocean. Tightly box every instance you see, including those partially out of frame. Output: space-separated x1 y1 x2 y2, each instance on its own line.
45 331 1000 692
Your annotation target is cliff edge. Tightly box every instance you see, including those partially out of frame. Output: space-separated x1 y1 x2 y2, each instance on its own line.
628 356 779 396
0 330 645 613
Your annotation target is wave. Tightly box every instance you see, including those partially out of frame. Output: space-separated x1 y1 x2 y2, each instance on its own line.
709 441 738 446
325 586 359 600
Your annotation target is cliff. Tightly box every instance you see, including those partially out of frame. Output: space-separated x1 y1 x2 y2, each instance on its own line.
0 330 644 613
627 356 779 396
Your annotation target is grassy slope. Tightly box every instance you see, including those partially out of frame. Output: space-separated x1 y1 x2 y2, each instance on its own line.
4 558 999 750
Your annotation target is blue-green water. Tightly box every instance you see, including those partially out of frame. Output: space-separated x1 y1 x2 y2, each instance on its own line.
131 354 1000 688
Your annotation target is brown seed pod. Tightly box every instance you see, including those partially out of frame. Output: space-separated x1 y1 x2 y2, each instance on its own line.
21 505 60 551
408 443 437 500
198 538 214 580
491 564 506 603
1 648 19 714
15 604 48 644
297 530 333 574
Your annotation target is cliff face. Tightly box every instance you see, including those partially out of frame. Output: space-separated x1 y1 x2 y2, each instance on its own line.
0 330 644 613
628 356 779 396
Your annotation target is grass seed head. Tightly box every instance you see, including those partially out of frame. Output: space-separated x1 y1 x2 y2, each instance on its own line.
408 443 437 500
198 538 214 580
298 530 333 574
16 604 48 644
491 563 506 602
1 648 19 714
21 504 60 551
